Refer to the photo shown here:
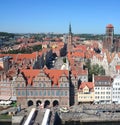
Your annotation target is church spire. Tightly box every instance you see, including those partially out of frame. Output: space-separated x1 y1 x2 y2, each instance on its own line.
69 23 72 35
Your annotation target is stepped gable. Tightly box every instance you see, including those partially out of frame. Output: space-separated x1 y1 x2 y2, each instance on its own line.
44 69 69 86
107 52 116 64
21 69 40 85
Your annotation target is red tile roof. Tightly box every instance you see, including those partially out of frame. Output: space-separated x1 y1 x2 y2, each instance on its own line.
106 24 114 28
21 69 40 85
79 82 94 89
116 65 120 71
44 69 69 86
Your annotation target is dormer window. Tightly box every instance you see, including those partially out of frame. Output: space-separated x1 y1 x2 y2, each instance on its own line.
65 83 68 87
60 84 63 87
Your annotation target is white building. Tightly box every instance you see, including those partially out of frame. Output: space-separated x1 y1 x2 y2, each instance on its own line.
112 75 120 104
94 75 112 104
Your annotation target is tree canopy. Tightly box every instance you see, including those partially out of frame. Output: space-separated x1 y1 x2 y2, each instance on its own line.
85 59 105 81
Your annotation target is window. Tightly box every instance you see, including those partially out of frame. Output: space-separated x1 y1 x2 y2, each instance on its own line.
52 90 54 96
39 91 42 96
48 90 50 96
27 91 29 96
65 83 68 87
56 90 60 96
61 91 63 96
18 91 20 96
17 84 20 87
60 84 63 87
22 91 25 96
22 84 24 87
35 91 38 96
65 91 67 96
43 84 46 87
30 91 33 96
39 84 41 87
44 90 46 96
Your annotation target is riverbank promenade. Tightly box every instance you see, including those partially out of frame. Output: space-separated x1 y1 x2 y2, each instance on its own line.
59 104 120 123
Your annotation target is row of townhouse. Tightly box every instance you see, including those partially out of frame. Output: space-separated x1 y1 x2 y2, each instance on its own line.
78 75 120 104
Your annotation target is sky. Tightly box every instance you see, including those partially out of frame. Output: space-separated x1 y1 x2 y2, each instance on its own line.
0 0 120 34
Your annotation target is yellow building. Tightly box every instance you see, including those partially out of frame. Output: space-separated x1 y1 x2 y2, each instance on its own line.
78 82 94 103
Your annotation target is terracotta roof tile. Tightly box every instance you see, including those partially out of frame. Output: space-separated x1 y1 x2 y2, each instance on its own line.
79 82 94 89
116 65 120 71
21 69 40 85
106 24 114 28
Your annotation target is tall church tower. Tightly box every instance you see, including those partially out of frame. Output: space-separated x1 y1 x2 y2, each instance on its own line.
103 24 114 52
67 23 73 52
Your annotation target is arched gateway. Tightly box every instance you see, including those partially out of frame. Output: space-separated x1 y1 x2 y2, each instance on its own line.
44 100 50 108
36 100 42 106
53 100 59 107
28 100 34 107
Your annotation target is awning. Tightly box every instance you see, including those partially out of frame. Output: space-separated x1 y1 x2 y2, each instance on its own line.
10 96 17 101
0 96 11 100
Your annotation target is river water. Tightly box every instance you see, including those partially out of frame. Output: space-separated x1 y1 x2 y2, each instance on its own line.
62 121 120 125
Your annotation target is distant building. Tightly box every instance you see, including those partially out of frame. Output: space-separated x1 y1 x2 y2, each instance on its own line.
67 23 73 52
103 24 120 52
103 24 114 52
0 72 12 101
0 56 11 72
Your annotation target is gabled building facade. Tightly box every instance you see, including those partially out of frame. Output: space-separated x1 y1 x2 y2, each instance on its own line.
78 82 94 103
15 69 70 108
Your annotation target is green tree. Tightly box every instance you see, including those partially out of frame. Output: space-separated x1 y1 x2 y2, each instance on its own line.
32 44 42 51
63 57 66 63
85 59 105 81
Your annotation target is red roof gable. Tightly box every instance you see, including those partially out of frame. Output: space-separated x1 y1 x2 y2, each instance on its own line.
21 69 40 85
44 69 68 86
116 65 120 71
79 82 94 89
106 24 114 28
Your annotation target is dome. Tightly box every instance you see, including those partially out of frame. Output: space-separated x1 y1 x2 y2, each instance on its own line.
106 24 114 28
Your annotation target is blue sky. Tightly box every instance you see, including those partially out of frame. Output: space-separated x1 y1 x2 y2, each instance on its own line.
0 0 120 34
